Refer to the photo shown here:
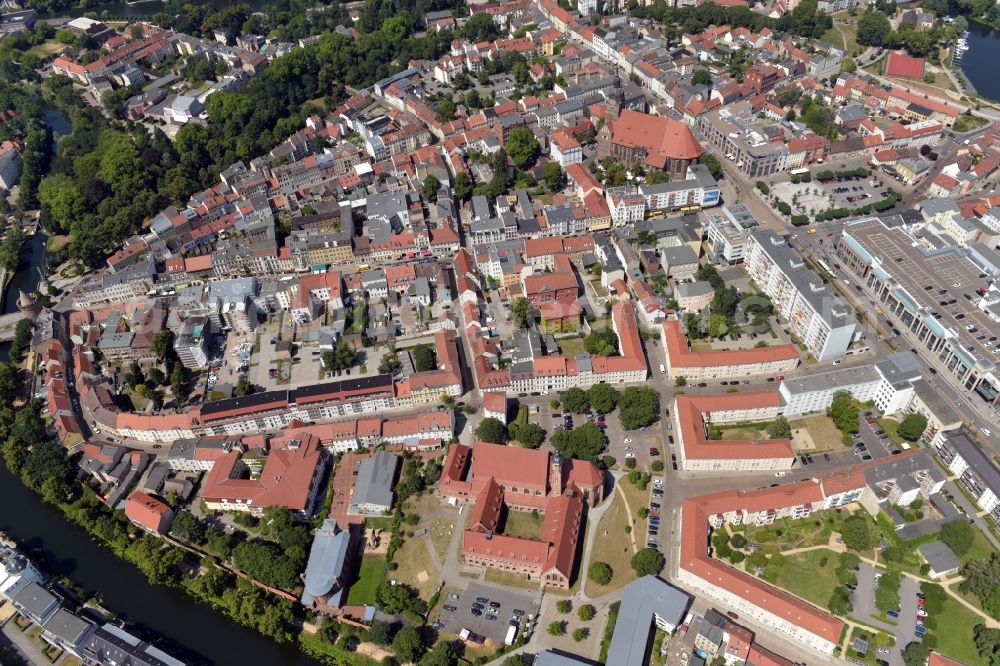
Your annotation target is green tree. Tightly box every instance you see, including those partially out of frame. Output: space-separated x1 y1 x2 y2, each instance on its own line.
766 416 792 439
618 386 660 430
828 391 860 434
170 510 206 544
436 99 456 121
841 514 874 551
588 383 620 414
631 548 665 576
828 585 853 616
561 387 591 413
322 340 357 371
584 329 619 356
422 174 440 203
940 519 974 557
506 128 540 169
692 69 712 86
376 581 424 615
542 162 563 191
897 413 928 442
152 330 176 361
874 568 901 613
902 640 930 666
511 422 544 448
572 627 589 642
411 345 437 372
475 417 509 444
578 604 595 621
233 376 254 397
391 626 425 663
974 624 1000 665
589 561 613 585
556 599 572 613
551 422 606 462
503 656 529 666
857 10 892 46
548 620 566 636
453 172 473 201
510 297 532 328
675 376 687 387
700 153 722 179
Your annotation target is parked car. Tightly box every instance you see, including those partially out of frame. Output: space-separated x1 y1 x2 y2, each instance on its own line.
444 605 457 612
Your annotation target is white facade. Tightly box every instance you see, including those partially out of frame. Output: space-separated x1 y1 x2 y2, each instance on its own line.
778 367 881 418
745 231 855 362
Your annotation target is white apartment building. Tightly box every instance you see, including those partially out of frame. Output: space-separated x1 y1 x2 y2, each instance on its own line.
778 365 881 417
606 187 646 226
745 230 856 362
638 164 721 212
706 203 756 265
935 430 1000 524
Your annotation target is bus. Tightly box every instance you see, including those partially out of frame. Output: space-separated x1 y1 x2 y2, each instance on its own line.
816 258 833 275
789 167 811 176
680 205 701 213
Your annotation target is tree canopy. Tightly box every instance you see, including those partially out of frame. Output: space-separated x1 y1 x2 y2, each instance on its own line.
552 422 606 462
506 128 540 169
560 387 591 414
475 417 509 444
631 547 665 576
940 519 974 558
897 413 928 442
618 386 660 430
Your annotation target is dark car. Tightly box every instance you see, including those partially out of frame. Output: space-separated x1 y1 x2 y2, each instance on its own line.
489 601 501 609
444 605 457 612
823 453 831 461
649 448 660 456
476 597 489 604
471 608 483 616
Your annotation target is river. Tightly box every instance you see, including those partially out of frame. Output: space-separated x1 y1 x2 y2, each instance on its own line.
0 250 322 665
960 21 1000 102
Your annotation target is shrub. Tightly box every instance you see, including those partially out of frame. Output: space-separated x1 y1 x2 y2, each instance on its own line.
756 181 770 194
589 561 613 585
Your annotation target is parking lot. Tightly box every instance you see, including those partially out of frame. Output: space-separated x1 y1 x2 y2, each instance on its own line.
436 582 538 645
771 169 895 219
854 409 901 463
850 564 921 666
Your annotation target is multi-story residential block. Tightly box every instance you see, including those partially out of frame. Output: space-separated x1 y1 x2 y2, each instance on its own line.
706 204 757 265
699 105 788 177
661 319 800 382
606 187 646 226
638 164 720 211
746 230 856 362
935 429 1000 524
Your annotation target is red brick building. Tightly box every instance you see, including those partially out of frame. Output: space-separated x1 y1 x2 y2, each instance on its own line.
597 109 704 176
439 442 604 588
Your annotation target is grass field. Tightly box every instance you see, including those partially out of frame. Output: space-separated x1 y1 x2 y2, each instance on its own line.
502 509 544 540
933 595 985 664
483 569 538 590
393 533 438 600
585 490 638 597
790 414 844 450
964 524 995 563
29 40 67 58
822 22 858 55
955 114 989 133
46 235 71 252
346 556 384 605
768 549 841 608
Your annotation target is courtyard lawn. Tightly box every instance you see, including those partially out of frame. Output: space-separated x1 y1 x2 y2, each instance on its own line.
393 533 438 600
346 556 384 605
502 509 544 540
789 414 845 450
483 569 539 591
28 39 67 58
559 336 586 358
767 549 842 608
585 491 639 597
964 524 995 563
720 427 766 440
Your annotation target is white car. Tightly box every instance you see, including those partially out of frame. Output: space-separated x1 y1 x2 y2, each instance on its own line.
774 471 786 477
624 438 632 444
983 428 993 437
625 453 636 459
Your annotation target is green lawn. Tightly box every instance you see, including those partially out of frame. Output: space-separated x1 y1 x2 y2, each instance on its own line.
767 549 841 608
964 524 996 563
933 595 986 664
720 427 766 440
346 556 384 605
559 337 586 358
502 509 544 540
955 114 989 133
876 418 904 448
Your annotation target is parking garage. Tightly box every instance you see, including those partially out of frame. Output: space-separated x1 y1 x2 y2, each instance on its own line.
837 217 1000 403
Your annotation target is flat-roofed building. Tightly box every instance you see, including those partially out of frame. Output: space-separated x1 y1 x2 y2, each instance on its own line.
935 429 1000 524
837 216 1000 404
747 230 856 362
779 365 881 417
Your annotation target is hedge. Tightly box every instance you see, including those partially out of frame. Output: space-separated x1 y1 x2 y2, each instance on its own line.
791 215 810 226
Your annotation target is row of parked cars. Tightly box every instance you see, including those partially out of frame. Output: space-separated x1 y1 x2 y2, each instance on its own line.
647 478 664 549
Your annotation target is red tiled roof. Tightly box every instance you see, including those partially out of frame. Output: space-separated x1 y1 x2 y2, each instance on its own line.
124 491 172 534
675 391 794 461
609 110 704 162
663 319 799 369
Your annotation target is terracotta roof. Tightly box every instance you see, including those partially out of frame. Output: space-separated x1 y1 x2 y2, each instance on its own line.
472 441 549 492
663 319 799 369
124 491 172 534
675 391 795 461
928 653 966 666
609 110 704 162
